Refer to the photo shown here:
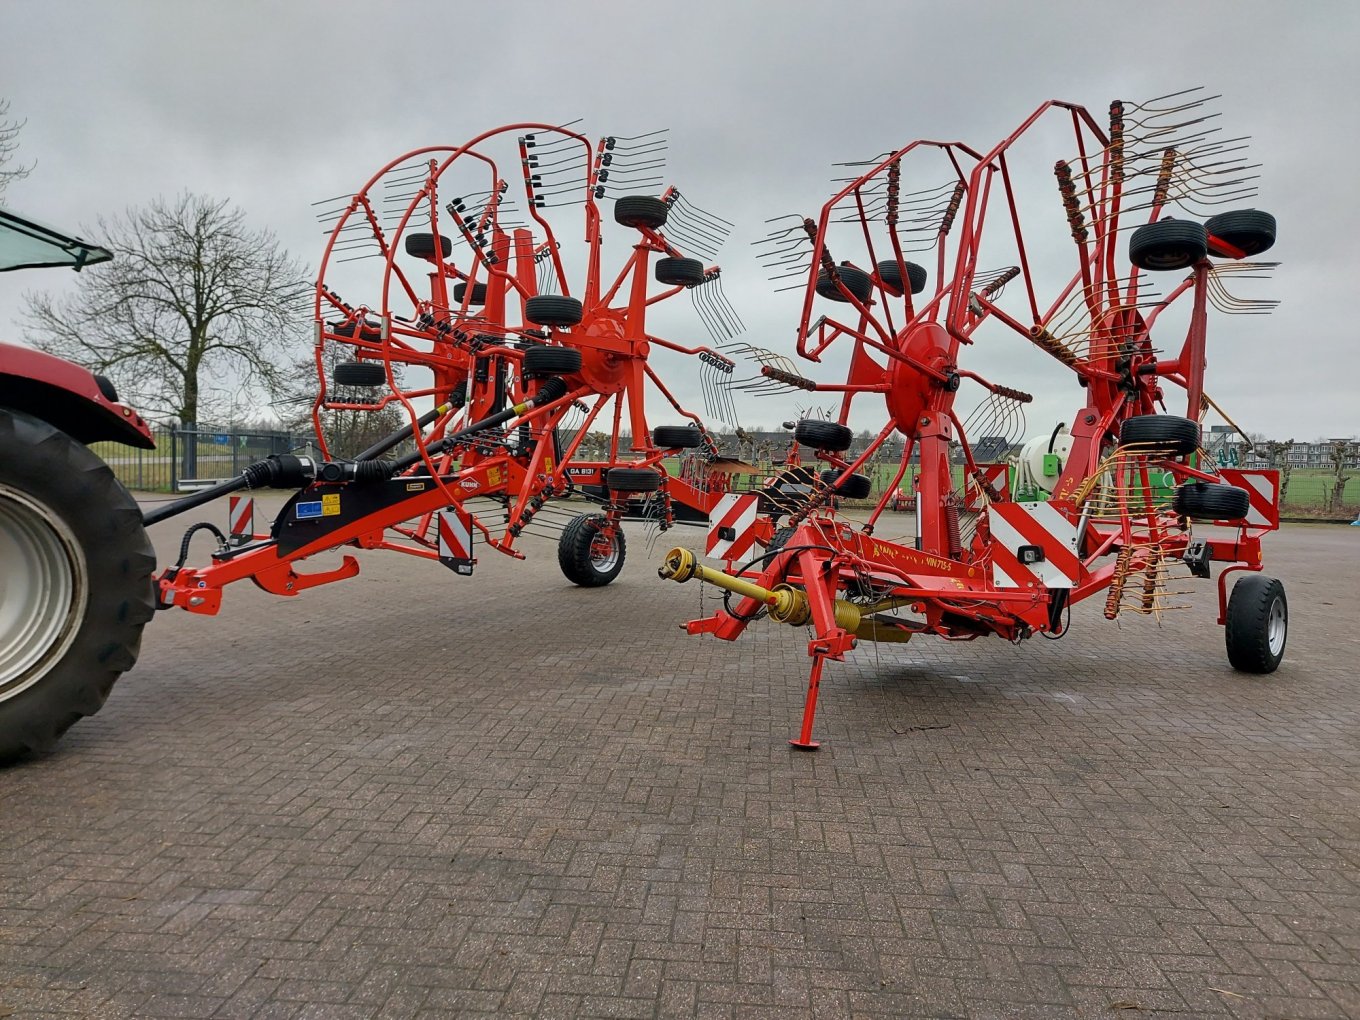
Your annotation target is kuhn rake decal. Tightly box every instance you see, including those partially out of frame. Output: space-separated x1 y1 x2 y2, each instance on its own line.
659 90 1287 749
149 122 757 609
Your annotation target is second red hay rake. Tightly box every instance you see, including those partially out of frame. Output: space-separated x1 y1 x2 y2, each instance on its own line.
152 122 759 609
659 89 1287 749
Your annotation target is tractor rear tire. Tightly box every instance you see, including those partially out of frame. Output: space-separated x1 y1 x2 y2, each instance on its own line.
794 418 853 452
821 469 872 500
655 257 705 287
1129 219 1208 271
522 345 582 375
1225 573 1287 673
0 410 156 761
605 467 662 493
334 361 387 387
405 233 452 260
1205 209 1276 258
652 425 703 449
815 265 873 303
525 295 584 327
559 513 626 587
1173 481 1250 520
614 196 669 230
875 259 928 295
1119 414 1200 456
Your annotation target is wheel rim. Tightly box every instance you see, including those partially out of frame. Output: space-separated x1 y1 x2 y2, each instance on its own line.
1267 595 1286 657
0 484 88 701
589 530 620 573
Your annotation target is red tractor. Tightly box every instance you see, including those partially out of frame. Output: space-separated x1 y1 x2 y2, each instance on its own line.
659 91 1287 749
0 207 158 759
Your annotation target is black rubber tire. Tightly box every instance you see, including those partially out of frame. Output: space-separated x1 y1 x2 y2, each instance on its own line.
815 264 873 303
1205 209 1277 258
1119 414 1200 456
454 281 487 305
1129 219 1208 271
1173 481 1250 520
605 467 663 493
794 418 854 452
655 257 705 287
875 259 928 295
525 295 584 327
558 513 626 587
767 526 796 553
522 345 583 375
614 195 669 230
652 425 703 449
1225 573 1287 673
821 469 872 500
333 361 387 387
0 410 156 761
405 233 452 260
331 319 381 341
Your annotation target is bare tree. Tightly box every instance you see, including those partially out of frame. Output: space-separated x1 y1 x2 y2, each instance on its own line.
24 192 310 427
1328 439 1356 513
0 98 34 200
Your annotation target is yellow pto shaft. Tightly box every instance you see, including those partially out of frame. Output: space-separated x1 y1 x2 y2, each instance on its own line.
658 547 862 632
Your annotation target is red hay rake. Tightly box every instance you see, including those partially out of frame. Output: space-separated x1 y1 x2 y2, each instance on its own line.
659 90 1286 749
152 122 756 608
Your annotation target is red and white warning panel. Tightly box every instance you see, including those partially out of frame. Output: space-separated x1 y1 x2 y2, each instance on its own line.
988 502 1083 589
1218 468 1280 529
707 493 760 562
437 506 475 575
228 495 254 541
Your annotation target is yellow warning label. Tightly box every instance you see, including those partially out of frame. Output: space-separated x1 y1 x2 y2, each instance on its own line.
486 466 503 486
322 493 341 516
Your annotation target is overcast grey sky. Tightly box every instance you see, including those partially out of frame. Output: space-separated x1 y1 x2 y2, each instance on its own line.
2 0 1355 441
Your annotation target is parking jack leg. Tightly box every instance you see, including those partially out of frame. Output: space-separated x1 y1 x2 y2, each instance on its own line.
789 656 828 751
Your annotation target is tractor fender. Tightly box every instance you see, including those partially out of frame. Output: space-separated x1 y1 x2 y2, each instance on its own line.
0 341 154 449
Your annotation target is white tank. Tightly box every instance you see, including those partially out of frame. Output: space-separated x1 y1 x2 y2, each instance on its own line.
1013 424 1074 496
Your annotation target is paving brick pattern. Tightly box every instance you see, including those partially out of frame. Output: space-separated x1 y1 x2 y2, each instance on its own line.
2 506 1358 1018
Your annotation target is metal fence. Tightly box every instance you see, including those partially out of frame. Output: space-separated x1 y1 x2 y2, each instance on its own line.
92 426 317 493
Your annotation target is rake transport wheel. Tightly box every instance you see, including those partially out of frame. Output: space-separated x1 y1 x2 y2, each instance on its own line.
1173 481 1250 520
1205 209 1277 258
655 257 706 287
333 361 387 387
875 259 929 295
815 264 873 303
821 469 873 499
0 410 156 761
794 418 854 452
605 467 663 493
652 425 703 449
404 232 452 260
1129 219 1209 271
453 281 488 305
1119 414 1201 456
614 195 669 230
522 345 583 376
559 513 626 587
1226 573 1287 673
525 295 585 328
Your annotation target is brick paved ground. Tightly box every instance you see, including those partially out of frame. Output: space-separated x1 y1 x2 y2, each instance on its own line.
2 501 1358 1019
